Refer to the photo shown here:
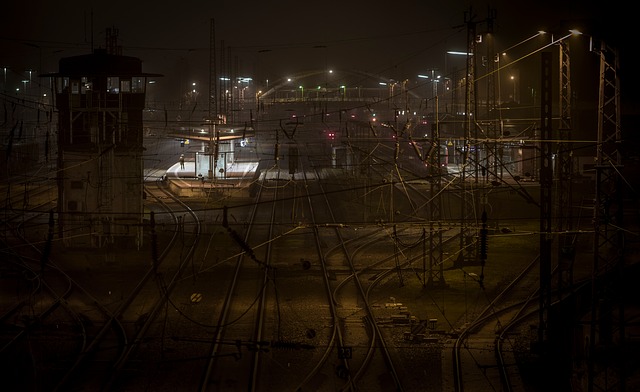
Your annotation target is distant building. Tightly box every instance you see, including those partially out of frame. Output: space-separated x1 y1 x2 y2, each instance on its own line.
43 48 161 248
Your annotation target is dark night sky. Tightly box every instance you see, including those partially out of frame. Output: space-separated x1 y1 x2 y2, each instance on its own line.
1 0 636 112
2 1 638 190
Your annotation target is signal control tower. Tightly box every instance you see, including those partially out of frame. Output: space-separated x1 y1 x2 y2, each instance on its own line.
44 45 161 248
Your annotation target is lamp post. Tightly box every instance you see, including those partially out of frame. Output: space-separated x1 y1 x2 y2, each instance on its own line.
389 81 396 103
445 51 470 116
298 85 304 101
510 75 516 102
257 48 271 93
256 90 262 111
381 81 397 108
494 31 546 105
25 43 42 98
190 82 198 134
418 70 440 99
147 79 156 108
379 82 386 101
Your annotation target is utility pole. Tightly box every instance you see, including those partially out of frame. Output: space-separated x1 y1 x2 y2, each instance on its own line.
483 7 499 183
427 95 446 288
546 33 577 386
556 39 575 295
456 7 479 268
588 39 625 392
538 51 553 353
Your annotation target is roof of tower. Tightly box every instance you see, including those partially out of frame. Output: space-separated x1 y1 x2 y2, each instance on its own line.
41 49 162 78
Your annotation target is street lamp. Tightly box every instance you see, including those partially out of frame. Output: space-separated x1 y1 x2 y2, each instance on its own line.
378 82 386 101
147 79 156 107
510 75 516 102
298 85 304 101
387 80 398 106
445 51 470 115
417 70 440 99
445 51 471 73
494 31 547 105
257 48 271 91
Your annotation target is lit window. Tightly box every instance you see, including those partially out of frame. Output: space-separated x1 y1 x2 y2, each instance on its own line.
121 80 130 93
132 77 145 93
107 77 120 93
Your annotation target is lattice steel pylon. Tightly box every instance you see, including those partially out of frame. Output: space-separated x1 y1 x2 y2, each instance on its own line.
539 51 553 349
483 9 499 184
427 96 446 287
456 9 479 268
587 40 625 392
556 40 575 295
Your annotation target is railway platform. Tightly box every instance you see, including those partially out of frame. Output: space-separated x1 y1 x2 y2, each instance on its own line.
163 160 259 196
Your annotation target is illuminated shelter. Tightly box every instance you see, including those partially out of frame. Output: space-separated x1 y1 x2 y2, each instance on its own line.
43 49 161 248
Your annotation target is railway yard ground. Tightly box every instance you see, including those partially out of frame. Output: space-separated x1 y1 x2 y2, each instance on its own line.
5 166 636 391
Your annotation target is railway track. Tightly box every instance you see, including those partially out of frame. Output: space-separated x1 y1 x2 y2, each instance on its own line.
198 164 283 391
2 123 617 391
47 179 201 391
304 162 404 391
450 252 596 392
1 202 127 391
452 254 541 392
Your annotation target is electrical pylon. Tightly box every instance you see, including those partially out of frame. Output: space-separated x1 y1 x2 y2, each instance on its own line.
456 9 480 268
588 39 625 392
427 96 446 287
556 39 575 294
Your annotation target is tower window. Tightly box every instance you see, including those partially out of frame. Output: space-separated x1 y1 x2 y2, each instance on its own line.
107 77 120 93
121 79 130 92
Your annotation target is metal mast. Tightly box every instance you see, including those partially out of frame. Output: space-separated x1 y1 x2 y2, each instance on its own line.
427 96 446 287
588 39 625 392
208 19 217 180
456 9 479 268
556 40 575 294
538 51 553 350
209 19 217 119
483 8 499 184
